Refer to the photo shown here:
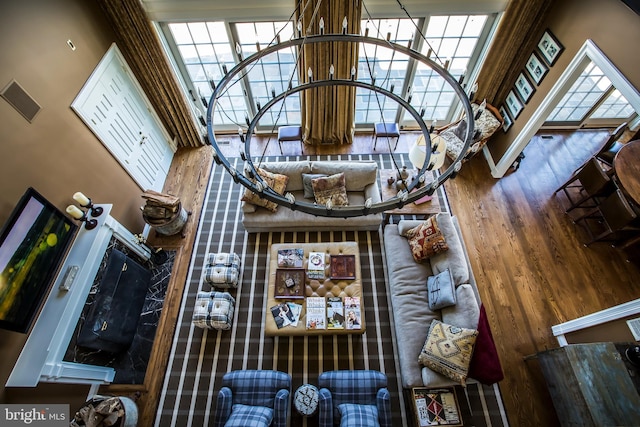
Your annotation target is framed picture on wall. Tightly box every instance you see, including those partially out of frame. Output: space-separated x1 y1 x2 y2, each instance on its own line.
505 90 523 120
525 52 548 85
537 30 564 66
500 106 512 132
514 72 535 104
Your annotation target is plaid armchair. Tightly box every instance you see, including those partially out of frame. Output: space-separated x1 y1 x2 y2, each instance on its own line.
318 370 391 427
213 370 291 427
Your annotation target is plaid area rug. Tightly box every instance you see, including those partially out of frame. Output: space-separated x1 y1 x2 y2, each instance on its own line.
154 154 509 427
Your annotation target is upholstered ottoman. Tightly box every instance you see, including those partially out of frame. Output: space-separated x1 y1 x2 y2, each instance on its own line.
192 291 236 330
204 252 241 288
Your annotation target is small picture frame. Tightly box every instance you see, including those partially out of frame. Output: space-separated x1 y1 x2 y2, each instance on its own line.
500 106 512 132
505 90 523 120
525 52 548 85
514 72 535 104
537 29 564 66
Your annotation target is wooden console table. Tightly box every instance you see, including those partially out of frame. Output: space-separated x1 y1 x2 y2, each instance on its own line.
379 169 441 223
533 342 640 426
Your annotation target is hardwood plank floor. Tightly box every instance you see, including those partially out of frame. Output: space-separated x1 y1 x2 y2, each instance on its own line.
130 129 640 426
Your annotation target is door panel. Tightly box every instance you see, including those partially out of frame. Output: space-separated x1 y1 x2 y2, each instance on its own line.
72 44 175 191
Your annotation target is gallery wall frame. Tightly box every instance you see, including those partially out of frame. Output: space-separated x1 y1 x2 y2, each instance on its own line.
500 105 512 132
538 29 564 66
505 90 523 120
526 52 549 85
514 72 535 104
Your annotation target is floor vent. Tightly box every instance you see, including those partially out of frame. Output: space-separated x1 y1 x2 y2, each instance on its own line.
626 317 640 340
217 139 231 145
1 79 42 123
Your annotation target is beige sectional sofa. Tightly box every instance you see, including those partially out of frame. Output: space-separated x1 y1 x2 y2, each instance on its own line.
241 160 383 233
383 213 481 388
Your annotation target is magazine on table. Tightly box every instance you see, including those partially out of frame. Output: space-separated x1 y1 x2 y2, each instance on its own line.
326 296 345 329
344 296 362 330
305 296 326 330
277 248 304 268
287 302 302 327
270 302 295 329
307 251 326 280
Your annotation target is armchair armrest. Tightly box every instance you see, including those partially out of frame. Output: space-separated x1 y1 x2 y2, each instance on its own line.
213 387 233 427
318 388 334 427
273 389 290 427
376 388 392 427
364 182 382 204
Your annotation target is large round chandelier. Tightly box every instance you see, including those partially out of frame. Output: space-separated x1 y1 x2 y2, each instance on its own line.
206 6 475 218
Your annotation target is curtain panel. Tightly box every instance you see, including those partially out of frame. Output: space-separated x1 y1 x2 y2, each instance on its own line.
474 0 554 107
97 0 204 148
297 0 362 145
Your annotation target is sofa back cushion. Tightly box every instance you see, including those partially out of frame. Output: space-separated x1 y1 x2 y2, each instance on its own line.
261 161 311 191
311 161 378 192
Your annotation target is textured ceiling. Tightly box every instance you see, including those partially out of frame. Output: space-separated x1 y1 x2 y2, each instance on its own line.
141 0 508 22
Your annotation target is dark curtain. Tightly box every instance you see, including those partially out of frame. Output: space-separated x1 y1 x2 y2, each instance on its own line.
474 0 554 106
97 0 204 148
297 0 362 145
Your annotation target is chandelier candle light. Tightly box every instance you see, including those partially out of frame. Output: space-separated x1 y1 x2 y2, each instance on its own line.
205 2 476 218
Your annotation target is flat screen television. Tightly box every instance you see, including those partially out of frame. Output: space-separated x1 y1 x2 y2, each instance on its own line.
0 188 78 333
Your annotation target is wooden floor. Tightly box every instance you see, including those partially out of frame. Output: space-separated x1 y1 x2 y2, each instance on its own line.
124 129 640 426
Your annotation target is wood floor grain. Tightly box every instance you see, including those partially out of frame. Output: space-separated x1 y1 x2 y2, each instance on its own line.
126 129 640 427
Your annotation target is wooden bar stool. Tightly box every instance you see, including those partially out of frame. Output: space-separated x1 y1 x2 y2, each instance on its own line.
373 122 400 150
278 125 303 155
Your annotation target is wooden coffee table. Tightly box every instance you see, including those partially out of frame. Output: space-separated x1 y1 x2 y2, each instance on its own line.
379 169 441 223
265 242 365 336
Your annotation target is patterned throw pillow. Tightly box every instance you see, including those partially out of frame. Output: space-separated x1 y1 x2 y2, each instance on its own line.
418 319 478 385
312 173 349 206
302 173 327 199
403 216 449 262
241 168 289 212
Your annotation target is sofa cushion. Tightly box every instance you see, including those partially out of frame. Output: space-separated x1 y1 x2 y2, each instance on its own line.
429 214 470 286
241 168 289 212
302 173 327 199
312 173 349 206
338 404 380 427
225 404 273 427
261 161 311 191
418 320 478 385
403 216 449 262
311 161 377 192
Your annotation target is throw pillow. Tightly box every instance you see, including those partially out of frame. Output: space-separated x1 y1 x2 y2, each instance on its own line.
338 403 380 427
418 319 478 385
302 173 327 199
468 304 504 385
427 269 456 310
225 404 273 427
241 168 289 212
312 173 349 206
403 216 449 262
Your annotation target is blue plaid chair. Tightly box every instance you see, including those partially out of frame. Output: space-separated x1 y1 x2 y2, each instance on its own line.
213 370 291 427
318 370 391 427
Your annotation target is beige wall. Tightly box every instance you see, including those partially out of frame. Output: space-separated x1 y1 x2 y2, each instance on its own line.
487 0 640 161
0 0 147 408
0 0 148 231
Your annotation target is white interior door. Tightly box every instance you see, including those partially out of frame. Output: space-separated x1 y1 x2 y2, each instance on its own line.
72 43 176 191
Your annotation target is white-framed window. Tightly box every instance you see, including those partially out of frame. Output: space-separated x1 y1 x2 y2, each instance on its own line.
159 13 496 133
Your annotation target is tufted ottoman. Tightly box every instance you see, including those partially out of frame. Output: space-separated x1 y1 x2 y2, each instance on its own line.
265 242 364 336
203 252 241 289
